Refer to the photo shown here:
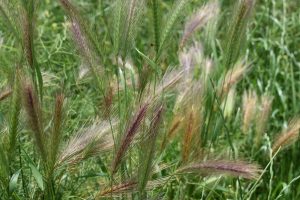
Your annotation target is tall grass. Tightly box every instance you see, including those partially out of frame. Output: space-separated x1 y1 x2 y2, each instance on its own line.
0 0 299 199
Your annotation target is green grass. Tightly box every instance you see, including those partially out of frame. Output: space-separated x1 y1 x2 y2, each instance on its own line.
0 0 300 199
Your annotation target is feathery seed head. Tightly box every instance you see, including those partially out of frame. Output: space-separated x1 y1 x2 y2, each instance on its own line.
180 1 219 48
21 10 34 68
242 90 257 133
179 42 203 81
255 94 273 144
222 61 251 95
112 103 149 174
57 121 116 168
99 180 137 197
272 118 300 153
22 83 46 160
179 160 261 180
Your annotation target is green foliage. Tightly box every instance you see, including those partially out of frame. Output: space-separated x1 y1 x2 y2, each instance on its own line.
0 0 299 199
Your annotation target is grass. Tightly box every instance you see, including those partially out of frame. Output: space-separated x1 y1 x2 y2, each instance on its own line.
0 0 300 199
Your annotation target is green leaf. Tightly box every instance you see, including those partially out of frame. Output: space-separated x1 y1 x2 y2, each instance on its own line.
9 169 21 193
29 164 44 191
135 48 161 76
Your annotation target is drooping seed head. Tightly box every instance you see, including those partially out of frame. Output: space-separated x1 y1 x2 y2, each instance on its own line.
180 1 219 48
272 118 300 153
179 160 261 180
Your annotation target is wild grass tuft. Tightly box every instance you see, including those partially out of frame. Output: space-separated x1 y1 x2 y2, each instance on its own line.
0 0 298 199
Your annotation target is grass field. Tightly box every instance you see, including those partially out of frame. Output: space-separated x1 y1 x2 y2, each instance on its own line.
0 0 300 199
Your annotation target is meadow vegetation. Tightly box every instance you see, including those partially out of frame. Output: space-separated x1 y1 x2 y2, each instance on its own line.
0 0 299 199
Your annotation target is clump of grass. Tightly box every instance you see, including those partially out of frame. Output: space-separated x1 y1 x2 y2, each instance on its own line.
1 0 292 199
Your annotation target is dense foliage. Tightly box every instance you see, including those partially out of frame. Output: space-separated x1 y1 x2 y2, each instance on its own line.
0 0 299 199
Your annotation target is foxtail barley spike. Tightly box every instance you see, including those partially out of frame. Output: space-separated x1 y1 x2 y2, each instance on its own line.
9 70 22 156
49 93 65 168
182 111 195 162
112 103 149 174
22 10 34 68
272 118 300 153
224 0 256 68
179 160 261 180
99 181 137 197
180 1 219 48
242 90 257 133
139 105 164 192
23 83 46 160
222 61 251 95
255 95 272 144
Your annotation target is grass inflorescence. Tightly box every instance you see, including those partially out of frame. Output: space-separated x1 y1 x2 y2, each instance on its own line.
0 0 299 199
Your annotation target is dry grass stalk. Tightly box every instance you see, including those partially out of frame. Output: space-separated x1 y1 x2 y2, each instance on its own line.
272 118 300 153
242 90 257 133
179 160 261 180
0 88 12 101
180 1 219 48
112 103 149 174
